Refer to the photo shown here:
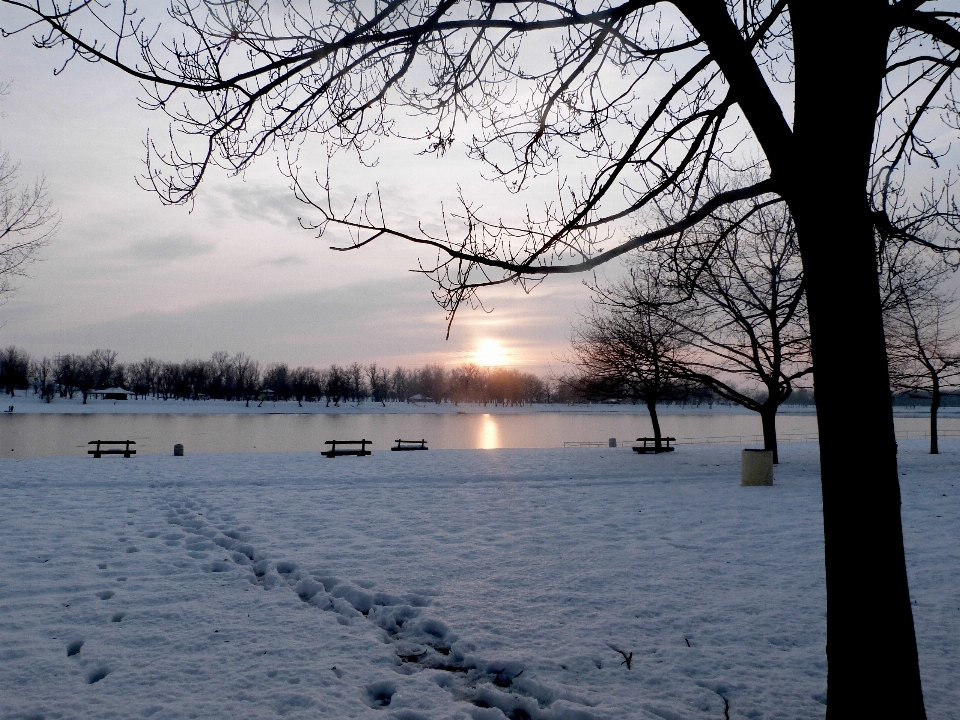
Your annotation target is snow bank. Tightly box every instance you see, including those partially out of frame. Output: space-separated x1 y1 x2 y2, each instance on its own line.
0 442 956 719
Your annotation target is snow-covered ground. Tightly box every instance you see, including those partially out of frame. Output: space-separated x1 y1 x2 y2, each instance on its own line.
1 442 956 719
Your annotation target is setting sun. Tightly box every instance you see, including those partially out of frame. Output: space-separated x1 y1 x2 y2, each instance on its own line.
473 339 508 367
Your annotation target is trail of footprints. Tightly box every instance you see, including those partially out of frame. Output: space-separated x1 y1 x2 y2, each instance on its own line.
147 496 599 719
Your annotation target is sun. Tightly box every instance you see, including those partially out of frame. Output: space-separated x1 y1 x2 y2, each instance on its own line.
473 339 507 367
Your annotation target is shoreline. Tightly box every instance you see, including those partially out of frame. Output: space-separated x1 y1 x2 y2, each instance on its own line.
1 394 955 418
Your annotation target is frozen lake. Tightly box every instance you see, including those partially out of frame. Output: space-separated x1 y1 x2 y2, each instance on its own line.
2 406 956 457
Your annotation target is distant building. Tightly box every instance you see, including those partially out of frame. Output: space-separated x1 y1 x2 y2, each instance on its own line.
94 387 132 400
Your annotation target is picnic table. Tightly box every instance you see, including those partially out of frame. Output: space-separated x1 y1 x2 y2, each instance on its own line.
632 437 676 454
391 439 428 451
88 440 137 458
322 439 372 458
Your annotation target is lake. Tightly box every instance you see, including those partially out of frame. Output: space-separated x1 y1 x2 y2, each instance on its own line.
2 409 955 458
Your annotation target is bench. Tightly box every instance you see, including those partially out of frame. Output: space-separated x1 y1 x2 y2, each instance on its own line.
632 437 676 454
391 439 428 451
88 440 137 458
322 439 372 458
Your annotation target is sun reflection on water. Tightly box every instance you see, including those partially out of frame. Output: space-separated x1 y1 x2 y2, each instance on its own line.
480 414 500 449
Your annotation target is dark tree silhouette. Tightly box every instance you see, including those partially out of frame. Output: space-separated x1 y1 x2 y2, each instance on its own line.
609 200 811 463
882 252 960 455
7 1 960 714
571 260 693 450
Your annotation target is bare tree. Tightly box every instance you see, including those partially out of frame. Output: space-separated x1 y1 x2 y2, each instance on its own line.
571 261 694 451
0 345 30 396
9 0 960 712
366 363 390 406
655 200 810 463
0 145 58 300
233 352 260 406
885 265 960 455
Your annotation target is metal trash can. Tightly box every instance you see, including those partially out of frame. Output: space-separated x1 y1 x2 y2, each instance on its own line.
173 443 184 457
741 449 773 486
608 437 617 448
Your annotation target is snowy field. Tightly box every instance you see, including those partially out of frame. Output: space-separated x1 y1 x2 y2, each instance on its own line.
1 442 957 720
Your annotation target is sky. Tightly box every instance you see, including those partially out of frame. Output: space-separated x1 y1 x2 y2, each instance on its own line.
0 13 599 376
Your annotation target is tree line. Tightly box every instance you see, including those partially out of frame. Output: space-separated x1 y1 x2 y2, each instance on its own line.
0 348 570 407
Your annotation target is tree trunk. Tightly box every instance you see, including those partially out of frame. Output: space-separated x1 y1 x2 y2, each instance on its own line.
930 379 940 455
789 5 925 717
646 399 663 450
760 405 779 465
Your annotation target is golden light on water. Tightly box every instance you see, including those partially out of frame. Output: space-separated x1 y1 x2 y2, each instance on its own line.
473 339 507 367
480 414 500 449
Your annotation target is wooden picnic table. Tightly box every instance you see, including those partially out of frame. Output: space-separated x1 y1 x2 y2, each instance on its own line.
632 437 676 454
88 440 137 458
322 439 372 458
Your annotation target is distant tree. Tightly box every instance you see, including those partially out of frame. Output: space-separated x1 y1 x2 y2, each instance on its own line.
325 364 345 407
0 345 30 396
346 362 367 403
87 348 119 389
53 353 77 399
209 351 233 400
366 363 390 406
263 362 292 403
29 355 53 401
390 367 411 402
233 353 259 407
572 263 694 451
417 364 447 404
449 364 483 405
291 366 320 407
128 358 160 399
73 355 96 404
0 143 58 301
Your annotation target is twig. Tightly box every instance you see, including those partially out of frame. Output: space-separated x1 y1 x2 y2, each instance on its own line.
611 647 633 669
722 695 730 720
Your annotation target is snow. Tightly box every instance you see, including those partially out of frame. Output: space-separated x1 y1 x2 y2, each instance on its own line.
1 442 957 719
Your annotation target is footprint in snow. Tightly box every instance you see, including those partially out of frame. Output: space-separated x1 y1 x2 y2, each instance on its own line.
96 591 114 600
66 640 83 657
87 666 110 684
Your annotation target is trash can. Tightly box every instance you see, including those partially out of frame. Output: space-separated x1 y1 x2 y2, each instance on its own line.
173 443 184 457
608 438 617 448
741 449 773 486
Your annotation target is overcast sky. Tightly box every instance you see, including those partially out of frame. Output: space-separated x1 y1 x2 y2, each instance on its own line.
0 19 597 375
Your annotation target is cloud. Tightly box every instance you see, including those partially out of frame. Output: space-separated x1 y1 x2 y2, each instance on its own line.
127 234 216 263
265 254 304 267
213 182 305 230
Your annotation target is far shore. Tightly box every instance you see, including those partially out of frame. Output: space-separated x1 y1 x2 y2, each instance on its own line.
0 392 953 418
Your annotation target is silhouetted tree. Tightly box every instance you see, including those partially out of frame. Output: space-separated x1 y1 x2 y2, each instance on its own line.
572 262 695 451
325 364 346 407
366 363 390 406
0 345 30 396
883 258 960 455
263 362 292 402
631 201 811 463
